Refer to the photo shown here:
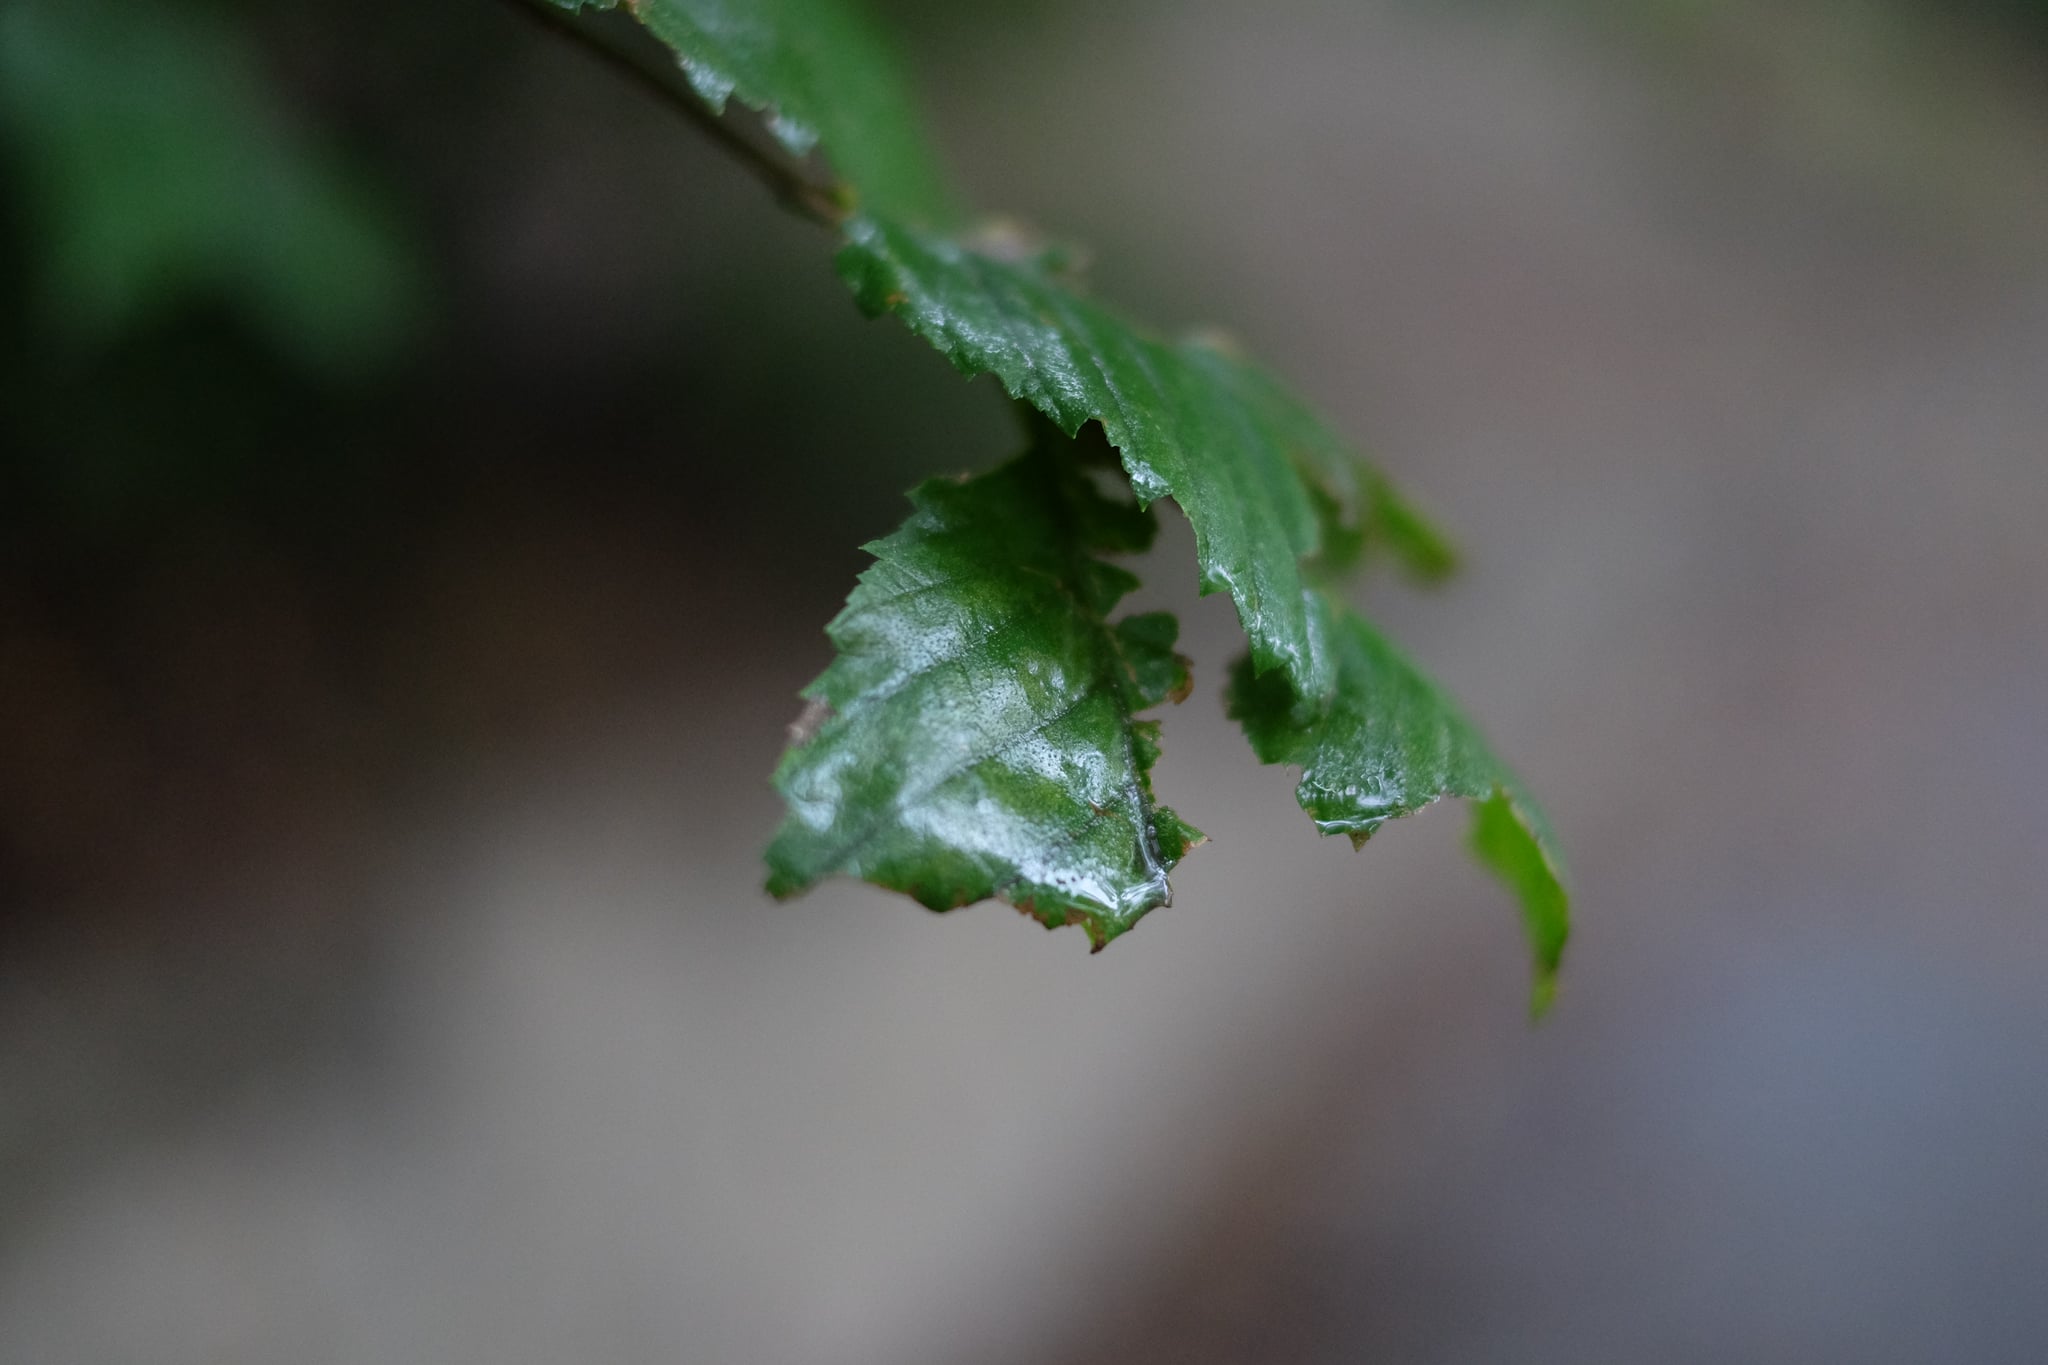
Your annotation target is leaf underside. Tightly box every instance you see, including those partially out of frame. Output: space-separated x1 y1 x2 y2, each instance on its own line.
577 0 1572 986
1228 604 1570 1011
549 0 956 227
767 421 1201 949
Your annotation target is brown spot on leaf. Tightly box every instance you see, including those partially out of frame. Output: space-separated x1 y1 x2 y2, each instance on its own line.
961 216 1044 262
1167 653 1195 704
1182 324 1248 359
785 696 833 746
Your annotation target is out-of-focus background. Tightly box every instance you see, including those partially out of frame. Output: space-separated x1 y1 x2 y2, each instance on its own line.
3 0 2046 1359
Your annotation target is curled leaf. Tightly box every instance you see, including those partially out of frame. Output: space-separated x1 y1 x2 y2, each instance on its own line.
1229 597 1570 1012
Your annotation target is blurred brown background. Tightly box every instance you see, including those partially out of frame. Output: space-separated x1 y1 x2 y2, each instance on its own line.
3 0 2046 1360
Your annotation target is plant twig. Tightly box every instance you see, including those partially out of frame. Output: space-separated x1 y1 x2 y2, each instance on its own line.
501 0 845 227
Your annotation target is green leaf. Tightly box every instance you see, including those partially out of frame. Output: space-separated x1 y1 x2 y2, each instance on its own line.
1227 598 1570 1012
550 0 957 227
836 212 1446 704
573 0 1454 696
1315 473 1460 584
766 421 1202 948
568 0 1568 987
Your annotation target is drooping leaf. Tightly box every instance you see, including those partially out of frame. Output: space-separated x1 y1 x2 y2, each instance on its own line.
547 0 957 227
1228 597 1570 1011
766 422 1202 948
837 212 1449 703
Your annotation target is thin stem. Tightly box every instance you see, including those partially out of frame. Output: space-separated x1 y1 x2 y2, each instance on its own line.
501 0 845 227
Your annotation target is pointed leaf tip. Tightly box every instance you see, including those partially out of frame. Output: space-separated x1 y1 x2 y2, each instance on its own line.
1228 594 1571 1007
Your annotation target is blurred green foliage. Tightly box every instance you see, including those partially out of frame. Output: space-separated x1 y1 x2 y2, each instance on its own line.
0 0 420 373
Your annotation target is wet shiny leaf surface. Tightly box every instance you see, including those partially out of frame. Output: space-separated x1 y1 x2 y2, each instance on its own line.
837 212 1451 702
767 424 1200 947
577 0 1567 984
